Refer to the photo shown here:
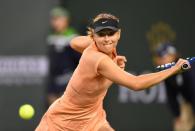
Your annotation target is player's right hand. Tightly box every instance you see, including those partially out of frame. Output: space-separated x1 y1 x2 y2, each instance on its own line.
174 58 191 72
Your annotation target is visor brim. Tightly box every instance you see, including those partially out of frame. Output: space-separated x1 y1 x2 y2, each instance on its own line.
94 26 119 33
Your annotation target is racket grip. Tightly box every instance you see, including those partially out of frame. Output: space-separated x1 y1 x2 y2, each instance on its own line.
156 57 195 71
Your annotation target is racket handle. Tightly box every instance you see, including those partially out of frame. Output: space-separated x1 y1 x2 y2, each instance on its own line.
156 57 195 71
182 63 190 70
156 62 175 71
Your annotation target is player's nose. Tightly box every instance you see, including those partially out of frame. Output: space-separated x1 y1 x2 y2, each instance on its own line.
104 35 110 41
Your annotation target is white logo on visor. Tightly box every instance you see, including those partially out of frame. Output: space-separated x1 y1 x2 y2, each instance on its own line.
102 21 107 24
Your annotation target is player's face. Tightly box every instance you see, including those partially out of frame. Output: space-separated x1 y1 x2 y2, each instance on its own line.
93 29 121 55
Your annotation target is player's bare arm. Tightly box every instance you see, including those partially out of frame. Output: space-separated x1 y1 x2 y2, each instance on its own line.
103 55 127 88
98 57 190 91
70 36 94 53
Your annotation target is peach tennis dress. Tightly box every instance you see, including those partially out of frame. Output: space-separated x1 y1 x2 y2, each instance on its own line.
35 43 116 131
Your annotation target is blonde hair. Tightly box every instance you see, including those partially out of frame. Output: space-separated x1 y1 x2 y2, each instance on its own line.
87 13 119 37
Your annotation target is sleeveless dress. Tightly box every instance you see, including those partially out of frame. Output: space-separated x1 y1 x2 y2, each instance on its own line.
36 43 116 131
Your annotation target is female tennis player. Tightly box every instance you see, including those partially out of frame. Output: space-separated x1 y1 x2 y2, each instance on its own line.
36 13 190 131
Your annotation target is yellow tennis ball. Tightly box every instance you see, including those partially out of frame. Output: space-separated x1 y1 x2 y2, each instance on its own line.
19 104 35 120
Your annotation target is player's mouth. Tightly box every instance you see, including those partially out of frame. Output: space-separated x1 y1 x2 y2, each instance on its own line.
103 43 112 46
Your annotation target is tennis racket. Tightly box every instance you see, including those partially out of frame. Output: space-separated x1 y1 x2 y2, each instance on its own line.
156 57 195 71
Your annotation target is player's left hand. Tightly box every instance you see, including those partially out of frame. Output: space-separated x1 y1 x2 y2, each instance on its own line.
114 55 127 70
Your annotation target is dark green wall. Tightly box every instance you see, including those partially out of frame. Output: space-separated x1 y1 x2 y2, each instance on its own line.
0 0 194 130
0 0 55 131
